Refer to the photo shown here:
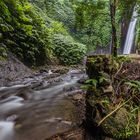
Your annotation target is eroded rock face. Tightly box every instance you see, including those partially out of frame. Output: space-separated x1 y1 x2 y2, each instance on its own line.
85 55 139 140
0 53 32 86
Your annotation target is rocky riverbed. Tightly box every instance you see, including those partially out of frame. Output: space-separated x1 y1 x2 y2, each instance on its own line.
0 57 88 140
1 54 140 140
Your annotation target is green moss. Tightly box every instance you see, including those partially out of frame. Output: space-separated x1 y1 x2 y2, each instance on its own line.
115 55 131 64
86 55 119 79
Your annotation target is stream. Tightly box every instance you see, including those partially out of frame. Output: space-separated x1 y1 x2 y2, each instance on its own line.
0 69 86 140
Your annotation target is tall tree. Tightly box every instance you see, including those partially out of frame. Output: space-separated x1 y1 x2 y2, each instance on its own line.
110 0 118 57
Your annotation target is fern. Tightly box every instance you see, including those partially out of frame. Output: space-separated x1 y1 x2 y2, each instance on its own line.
85 79 98 87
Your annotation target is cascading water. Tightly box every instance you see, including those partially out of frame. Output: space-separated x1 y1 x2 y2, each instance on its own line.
0 121 14 140
123 7 138 54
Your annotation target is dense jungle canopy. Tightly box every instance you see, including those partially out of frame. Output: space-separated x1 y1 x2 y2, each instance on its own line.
0 0 140 65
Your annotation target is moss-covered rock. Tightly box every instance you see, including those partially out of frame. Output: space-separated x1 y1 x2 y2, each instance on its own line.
85 55 138 139
86 55 118 79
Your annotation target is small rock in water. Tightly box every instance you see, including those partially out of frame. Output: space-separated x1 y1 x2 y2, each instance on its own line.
39 69 48 73
73 94 83 101
44 117 62 123
6 114 18 122
61 121 72 125
77 76 88 84
69 69 81 74
63 86 76 92
66 90 83 96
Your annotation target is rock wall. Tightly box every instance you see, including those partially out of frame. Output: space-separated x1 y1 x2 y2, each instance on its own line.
0 53 32 86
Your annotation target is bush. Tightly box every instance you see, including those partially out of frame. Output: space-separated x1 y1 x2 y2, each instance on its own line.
53 34 87 65
0 0 51 66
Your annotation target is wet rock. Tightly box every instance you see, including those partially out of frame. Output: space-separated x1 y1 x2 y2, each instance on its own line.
102 85 113 94
77 76 88 84
15 124 22 129
73 94 83 101
39 69 48 73
63 86 77 92
0 53 32 86
66 90 83 96
30 81 44 89
52 68 69 74
86 55 118 79
61 121 72 125
44 118 62 123
85 55 138 139
6 114 18 121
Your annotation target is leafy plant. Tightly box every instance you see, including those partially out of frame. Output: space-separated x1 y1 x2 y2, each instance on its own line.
53 34 87 65
85 79 98 87
125 80 140 91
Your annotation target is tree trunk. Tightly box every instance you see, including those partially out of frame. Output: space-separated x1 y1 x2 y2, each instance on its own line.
110 0 117 57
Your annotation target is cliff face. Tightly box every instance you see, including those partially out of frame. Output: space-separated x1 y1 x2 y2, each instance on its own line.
0 53 32 86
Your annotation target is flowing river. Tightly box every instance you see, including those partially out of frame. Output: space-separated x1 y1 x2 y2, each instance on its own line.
0 69 86 140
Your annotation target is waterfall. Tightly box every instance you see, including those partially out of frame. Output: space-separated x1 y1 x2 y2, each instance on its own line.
123 7 138 54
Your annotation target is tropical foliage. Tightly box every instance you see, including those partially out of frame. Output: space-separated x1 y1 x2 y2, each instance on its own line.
0 0 140 65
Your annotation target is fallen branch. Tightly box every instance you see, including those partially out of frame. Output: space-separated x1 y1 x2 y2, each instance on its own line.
98 97 132 126
114 62 124 78
137 109 140 134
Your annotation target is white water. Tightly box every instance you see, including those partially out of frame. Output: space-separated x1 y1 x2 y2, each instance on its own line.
0 85 27 91
123 7 138 54
32 76 79 100
0 69 85 140
0 121 14 140
48 70 53 75
0 96 24 113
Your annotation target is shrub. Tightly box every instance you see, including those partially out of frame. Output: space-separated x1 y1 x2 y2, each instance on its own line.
53 34 87 65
